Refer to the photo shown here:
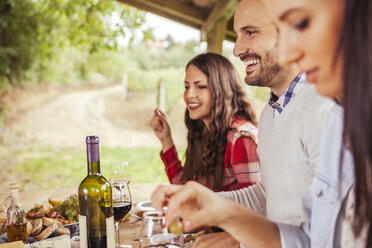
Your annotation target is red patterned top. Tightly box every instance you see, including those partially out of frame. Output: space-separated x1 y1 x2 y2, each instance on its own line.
160 116 261 191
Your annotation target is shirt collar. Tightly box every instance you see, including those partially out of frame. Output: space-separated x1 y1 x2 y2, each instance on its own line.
268 73 306 114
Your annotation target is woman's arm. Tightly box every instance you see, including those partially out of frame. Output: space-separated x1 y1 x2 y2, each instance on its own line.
160 146 184 184
230 136 261 188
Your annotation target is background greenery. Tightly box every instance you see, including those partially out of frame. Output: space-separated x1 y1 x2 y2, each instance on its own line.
10 145 185 190
0 0 269 190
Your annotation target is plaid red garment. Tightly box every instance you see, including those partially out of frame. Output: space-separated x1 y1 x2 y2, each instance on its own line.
160 117 261 191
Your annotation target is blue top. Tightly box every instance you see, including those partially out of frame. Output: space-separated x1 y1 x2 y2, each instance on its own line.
277 103 355 247
268 73 306 114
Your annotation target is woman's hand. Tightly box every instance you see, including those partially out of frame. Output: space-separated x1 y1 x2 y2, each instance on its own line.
151 181 231 232
151 182 282 248
150 108 174 152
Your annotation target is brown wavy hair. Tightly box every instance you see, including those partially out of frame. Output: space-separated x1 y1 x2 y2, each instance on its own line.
181 53 256 191
338 0 372 244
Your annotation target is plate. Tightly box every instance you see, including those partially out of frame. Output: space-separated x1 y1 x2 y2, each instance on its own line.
136 201 168 212
136 200 156 212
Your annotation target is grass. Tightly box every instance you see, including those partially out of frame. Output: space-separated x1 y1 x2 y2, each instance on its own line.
12 146 185 190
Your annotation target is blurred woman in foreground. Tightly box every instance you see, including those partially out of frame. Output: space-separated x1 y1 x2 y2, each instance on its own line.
151 0 371 247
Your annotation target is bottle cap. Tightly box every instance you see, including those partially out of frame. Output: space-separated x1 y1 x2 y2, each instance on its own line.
86 136 99 144
9 183 19 190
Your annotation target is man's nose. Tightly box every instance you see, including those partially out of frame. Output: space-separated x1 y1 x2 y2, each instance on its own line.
233 36 249 58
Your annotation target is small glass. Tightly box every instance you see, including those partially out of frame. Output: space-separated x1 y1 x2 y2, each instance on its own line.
4 183 27 243
111 161 132 248
139 211 184 248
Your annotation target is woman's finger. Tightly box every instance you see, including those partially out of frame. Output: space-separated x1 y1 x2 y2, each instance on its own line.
151 184 180 214
165 182 209 227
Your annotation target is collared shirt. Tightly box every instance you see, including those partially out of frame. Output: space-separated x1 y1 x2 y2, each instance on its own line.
160 116 261 191
268 73 306 115
277 103 356 248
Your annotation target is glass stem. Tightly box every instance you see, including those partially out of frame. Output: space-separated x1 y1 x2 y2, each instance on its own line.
115 221 120 246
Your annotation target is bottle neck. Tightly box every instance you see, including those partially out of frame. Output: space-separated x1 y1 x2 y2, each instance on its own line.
10 189 20 205
88 161 101 174
87 142 100 175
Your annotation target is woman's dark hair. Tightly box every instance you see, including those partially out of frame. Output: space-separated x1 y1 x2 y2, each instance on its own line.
180 53 256 191
338 0 371 244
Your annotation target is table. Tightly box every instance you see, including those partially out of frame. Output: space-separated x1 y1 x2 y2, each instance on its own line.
119 208 240 248
1 183 240 247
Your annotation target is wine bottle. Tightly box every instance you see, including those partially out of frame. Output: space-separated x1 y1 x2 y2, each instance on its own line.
78 136 115 248
6 183 27 243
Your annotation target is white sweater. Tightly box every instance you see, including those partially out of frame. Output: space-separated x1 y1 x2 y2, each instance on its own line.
220 83 334 225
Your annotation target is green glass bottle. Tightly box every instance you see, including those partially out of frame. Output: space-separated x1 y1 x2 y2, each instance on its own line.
78 136 115 248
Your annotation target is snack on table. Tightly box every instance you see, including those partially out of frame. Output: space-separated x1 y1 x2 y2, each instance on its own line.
29 219 42 236
52 195 78 222
35 222 63 241
21 194 78 241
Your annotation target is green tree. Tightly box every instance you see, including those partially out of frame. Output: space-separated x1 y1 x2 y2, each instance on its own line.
0 0 148 89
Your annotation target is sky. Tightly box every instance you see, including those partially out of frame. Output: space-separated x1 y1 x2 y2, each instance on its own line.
144 13 236 54
145 13 201 43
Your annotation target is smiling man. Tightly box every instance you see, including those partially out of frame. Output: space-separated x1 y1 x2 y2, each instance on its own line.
219 0 334 227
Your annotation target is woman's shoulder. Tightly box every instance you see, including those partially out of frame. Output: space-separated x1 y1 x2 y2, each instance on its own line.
228 116 258 144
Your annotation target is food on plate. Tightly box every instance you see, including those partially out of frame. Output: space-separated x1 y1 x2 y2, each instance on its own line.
52 194 78 221
48 198 63 207
184 230 206 243
34 221 63 241
29 218 43 236
26 194 78 222
18 194 79 241
168 219 183 235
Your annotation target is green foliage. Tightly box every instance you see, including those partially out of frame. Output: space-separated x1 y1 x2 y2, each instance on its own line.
11 146 185 190
0 0 148 88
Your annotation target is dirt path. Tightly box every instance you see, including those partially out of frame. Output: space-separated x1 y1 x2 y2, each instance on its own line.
0 84 186 198
1 84 186 148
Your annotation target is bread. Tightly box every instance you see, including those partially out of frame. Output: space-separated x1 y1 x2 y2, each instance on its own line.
26 220 33 236
42 217 59 226
30 218 43 235
42 216 74 225
56 227 70 236
35 222 62 241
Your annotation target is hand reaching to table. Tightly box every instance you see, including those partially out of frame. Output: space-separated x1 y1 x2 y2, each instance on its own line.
151 181 282 248
151 181 231 232
150 108 174 152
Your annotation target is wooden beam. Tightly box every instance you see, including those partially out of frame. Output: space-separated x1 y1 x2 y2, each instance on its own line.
225 17 236 42
201 0 238 41
206 19 226 54
117 0 209 30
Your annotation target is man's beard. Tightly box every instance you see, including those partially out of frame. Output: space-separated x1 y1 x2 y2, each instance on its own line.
244 48 281 87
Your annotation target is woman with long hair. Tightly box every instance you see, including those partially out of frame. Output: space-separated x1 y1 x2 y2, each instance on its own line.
150 52 260 191
151 0 371 247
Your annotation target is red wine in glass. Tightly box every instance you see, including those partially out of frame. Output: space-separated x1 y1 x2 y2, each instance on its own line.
113 200 132 222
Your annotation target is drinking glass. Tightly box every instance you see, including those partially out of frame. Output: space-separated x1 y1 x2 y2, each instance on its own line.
111 161 130 183
139 211 184 248
111 161 132 248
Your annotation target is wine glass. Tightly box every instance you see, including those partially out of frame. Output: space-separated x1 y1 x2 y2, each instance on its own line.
111 161 132 248
139 211 184 248
111 161 130 183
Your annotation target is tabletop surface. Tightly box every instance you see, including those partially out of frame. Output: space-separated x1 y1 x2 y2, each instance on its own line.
1 183 240 247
